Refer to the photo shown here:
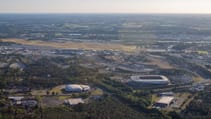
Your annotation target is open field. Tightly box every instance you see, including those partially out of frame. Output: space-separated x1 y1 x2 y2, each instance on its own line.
0 38 137 52
31 89 48 96
192 76 204 83
41 96 66 107
145 56 174 69
50 85 66 94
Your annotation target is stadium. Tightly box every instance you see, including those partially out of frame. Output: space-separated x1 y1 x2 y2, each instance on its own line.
65 84 90 92
130 75 170 85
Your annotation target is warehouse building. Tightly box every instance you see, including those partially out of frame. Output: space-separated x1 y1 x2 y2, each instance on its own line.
154 96 174 108
64 98 84 106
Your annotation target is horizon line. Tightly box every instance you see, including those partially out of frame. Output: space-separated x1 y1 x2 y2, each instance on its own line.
0 12 211 15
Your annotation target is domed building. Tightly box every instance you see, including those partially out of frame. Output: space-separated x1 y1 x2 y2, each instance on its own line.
80 85 91 91
65 84 90 92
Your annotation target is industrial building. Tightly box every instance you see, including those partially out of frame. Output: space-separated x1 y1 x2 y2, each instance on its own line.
64 98 84 106
8 96 37 107
8 96 24 105
130 75 170 85
154 96 174 108
65 84 90 92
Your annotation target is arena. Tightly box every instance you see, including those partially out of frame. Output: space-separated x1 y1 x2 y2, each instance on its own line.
130 75 170 85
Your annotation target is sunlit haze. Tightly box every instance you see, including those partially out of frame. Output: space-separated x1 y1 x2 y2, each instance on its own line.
0 0 211 14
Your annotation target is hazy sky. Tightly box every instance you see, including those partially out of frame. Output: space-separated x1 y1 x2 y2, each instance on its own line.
0 0 211 14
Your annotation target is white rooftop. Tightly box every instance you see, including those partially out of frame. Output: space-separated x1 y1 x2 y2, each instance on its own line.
66 84 82 89
131 75 169 81
65 84 90 91
8 96 24 101
65 98 84 105
157 96 174 105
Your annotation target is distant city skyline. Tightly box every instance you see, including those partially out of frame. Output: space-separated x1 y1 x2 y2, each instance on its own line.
0 0 211 14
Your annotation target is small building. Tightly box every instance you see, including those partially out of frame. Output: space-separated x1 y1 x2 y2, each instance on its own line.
64 98 84 106
8 96 24 101
21 100 38 107
8 96 37 107
154 96 174 108
8 96 24 105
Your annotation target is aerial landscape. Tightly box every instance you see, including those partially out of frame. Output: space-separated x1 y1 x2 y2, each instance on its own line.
1 0 211 119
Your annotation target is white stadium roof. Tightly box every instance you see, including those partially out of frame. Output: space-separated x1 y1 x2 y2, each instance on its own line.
130 75 170 85
65 84 90 92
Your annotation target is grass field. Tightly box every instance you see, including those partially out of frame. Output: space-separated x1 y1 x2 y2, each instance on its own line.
145 56 174 69
50 85 66 94
192 76 204 83
1 38 137 52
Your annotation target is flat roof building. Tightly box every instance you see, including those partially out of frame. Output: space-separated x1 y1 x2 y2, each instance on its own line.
154 96 174 108
8 96 24 101
8 96 24 105
64 98 84 106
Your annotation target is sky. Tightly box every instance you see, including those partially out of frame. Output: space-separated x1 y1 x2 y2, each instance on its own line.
0 0 211 14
